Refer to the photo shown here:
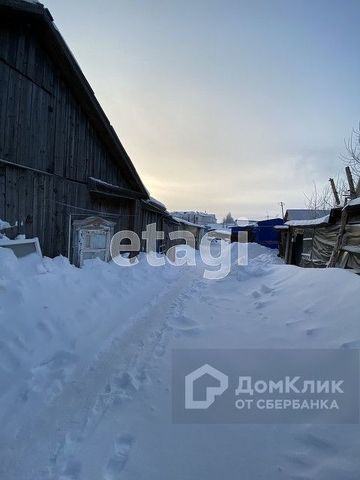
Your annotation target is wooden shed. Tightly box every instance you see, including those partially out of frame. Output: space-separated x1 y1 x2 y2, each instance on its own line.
277 210 341 268
140 197 181 254
171 216 205 249
0 0 152 265
328 200 360 271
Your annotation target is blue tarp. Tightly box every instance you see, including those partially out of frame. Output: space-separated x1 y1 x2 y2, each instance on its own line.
231 218 283 249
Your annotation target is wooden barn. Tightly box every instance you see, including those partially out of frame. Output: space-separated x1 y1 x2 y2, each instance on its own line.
0 0 174 265
276 214 339 267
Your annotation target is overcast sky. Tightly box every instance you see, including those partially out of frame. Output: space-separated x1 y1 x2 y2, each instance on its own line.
44 0 360 220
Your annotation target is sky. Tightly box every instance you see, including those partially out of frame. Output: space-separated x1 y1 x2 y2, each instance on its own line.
43 0 360 220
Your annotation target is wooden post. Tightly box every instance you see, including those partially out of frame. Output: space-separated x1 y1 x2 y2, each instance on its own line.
284 229 291 264
345 167 356 199
356 177 360 197
329 178 340 206
328 207 348 267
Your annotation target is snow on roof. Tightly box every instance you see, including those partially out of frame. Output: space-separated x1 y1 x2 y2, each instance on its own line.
148 197 166 210
89 177 152 202
172 216 203 228
0 219 11 230
347 197 360 207
236 219 257 226
171 211 216 217
274 225 289 230
89 177 120 189
210 229 231 236
285 214 330 227
205 223 233 231
285 209 330 221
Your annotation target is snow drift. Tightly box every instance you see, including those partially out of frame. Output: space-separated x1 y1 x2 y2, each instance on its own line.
1 244 360 479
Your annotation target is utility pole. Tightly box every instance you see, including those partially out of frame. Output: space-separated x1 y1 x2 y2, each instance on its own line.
329 178 340 206
279 202 285 219
356 177 360 198
345 166 356 199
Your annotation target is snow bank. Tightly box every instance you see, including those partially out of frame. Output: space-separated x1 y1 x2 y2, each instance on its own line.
2 243 360 479
0 218 10 230
0 248 182 412
0 242 278 415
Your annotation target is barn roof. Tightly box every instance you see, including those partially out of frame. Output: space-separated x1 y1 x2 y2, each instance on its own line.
0 0 148 197
172 216 203 228
347 197 360 208
284 214 330 227
284 209 330 221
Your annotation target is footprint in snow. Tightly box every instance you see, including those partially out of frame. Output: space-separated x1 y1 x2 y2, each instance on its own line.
154 342 167 358
49 433 83 480
341 339 360 349
167 315 201 335
30 351 78 402
260 284 275 295
303 307 314 315
104 434 134 480
149 327 169 358
36 320 54 340
252 284 274 300
85 370 149 437
254 300 269 310
282 432 337 480
107 372 140 399
284 451 316 469
0 339 21 371
286 319 302 326
58 458 82 480
295 432 337 454
105 369 150 403
305 327 320 336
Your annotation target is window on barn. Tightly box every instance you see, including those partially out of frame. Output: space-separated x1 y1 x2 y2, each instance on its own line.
80 229 109 262
72 217 116 267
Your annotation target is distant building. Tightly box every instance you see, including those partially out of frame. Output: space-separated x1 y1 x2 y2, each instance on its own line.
170 211 217 226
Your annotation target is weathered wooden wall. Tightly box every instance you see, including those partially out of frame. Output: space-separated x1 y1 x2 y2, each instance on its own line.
0 163 134 257
0 19 131 186
0 16 141 258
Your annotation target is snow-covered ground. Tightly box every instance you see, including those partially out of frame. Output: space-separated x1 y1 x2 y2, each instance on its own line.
0 244 360 479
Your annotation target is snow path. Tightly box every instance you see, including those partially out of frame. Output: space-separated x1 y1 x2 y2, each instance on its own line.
1 244 360 479
0 261 202 480
109 258 360 480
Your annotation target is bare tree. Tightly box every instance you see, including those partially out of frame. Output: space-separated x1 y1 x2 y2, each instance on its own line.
304 182 333 211
305 174 349 211
331 175 348 205
340 124 360 193
305 124 360 210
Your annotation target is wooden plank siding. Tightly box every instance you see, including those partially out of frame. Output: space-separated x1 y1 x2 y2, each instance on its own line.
0 11 150 261
0 23 132 188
